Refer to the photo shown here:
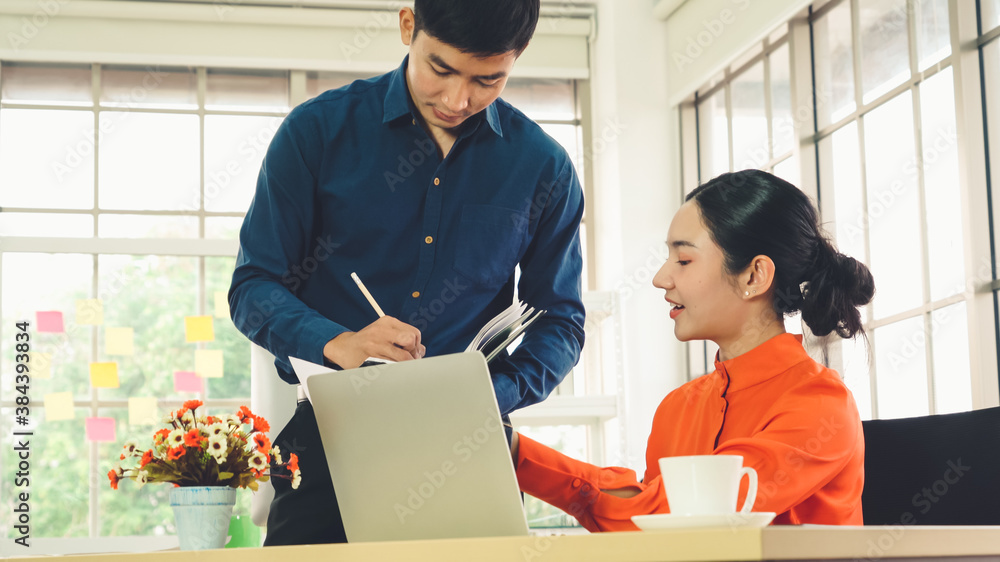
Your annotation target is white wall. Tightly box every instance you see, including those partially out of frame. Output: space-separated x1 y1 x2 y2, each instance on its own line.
588 0 681 468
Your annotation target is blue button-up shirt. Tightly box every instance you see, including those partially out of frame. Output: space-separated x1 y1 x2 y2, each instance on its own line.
229 57 585 414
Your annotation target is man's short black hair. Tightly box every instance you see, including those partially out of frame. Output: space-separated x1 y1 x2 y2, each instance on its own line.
413 0 539 56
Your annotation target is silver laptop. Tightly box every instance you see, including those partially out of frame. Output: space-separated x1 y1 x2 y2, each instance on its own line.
305 352 530 542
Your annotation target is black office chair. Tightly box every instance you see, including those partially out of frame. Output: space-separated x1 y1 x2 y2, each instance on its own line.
861 406 1000 525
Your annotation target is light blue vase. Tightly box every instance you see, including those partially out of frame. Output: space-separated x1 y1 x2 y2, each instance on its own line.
170 486 237 550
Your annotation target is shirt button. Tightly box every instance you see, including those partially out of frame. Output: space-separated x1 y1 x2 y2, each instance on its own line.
434 177 440 186
425 236 433 244
571 478 582 488
412 291 420 298
412 118 416 125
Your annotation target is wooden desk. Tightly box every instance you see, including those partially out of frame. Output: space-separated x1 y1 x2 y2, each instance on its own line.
8 526 1000 561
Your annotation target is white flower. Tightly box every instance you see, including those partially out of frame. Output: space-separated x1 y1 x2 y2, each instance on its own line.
206 423 228 438
163 413 175 423
291 470 301 490
167 429 185 447
271 446 282 464
122 439 140 456
135 470 149 489
180 410 195 424
247 451 268 471
207 434 228 464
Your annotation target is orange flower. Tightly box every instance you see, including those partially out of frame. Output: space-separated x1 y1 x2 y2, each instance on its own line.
108 468 121 490
153 428 170 443
252 415 270 434
238 405 254 423
287 453 299 473
119 453 126 460
174 407 189 421
183 429 204 448
167 446 185 461
139 450 153 468
252 433 271 454
205 416 220 425
183 399 203 411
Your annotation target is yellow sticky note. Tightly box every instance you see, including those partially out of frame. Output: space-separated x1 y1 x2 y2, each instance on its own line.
90 362 120 388
214 291 230 319
128 397 158 426
195 349 224 378
105 327 135 356
44 392 75 421
185 315 215 343
30 352 52 380
76 298 104 326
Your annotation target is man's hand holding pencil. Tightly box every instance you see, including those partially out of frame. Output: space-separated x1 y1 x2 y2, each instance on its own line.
321 272 426 369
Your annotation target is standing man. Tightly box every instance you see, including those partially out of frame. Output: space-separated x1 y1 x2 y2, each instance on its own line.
229 0 585 545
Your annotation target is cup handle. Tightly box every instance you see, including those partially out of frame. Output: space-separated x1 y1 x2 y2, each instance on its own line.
738 466 758 513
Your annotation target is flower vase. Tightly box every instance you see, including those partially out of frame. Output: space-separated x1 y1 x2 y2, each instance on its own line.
170 486 237 550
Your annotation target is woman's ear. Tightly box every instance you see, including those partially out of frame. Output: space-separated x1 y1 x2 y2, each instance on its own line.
741 255 776 299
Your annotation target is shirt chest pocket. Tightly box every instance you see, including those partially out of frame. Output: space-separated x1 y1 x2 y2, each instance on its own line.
453 204 529 288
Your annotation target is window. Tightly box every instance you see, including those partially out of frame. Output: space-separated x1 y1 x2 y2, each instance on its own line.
680 0 998 420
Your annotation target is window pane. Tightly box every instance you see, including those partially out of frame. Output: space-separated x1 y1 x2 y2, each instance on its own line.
205 217 244 240
1 253 94 400
859 0 911 104
772 154 801 188
915 0 950 71
518 425 587 528
206 256 251 399
874 316 929 419
919 68 965 301
503 78 576 121
305 71 357 100
1 62 91 106
864 93 923 319
0 109 95 209
98 112 200 211
731 62 767 170
538 123 582 172
98 255 197 401
983 0 1000 33
206 69 289 112
698 88 729 180
985 40 1000 277
0 213 93 237
770 44 795 157
98 215 199 238
824 122 867 262
100 65 197 110
205 115 282 213
841 333 873 420
813 1 856 128
931 302 972 414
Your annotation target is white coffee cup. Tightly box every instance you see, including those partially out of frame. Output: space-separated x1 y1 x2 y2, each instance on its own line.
658 455 758 515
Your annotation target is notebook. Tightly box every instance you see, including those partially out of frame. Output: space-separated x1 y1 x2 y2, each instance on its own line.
304 351 530 542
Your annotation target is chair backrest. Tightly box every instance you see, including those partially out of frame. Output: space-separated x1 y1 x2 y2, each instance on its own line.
861 406 1000 525
249 343 297 527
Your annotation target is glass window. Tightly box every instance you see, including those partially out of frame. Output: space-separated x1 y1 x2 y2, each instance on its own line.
519 424 587 528
931 302 972 414
0 62 91 106
985 40 1000 275
825 122 867 262
983 0 1000 33
858 0 911 104
863 92 923 319
502 78 576 121
0 213 93 237
874 316 929 419
814 1 856 128
915 0 951 71
204 115 282 213
0 109 95 209
698 88 730 180
98 215 199 239
305 71 357 100
731 62 767 170
841 333 873 420
769 43 795 157
919 68 965 301
205 69 289 112
100 65 197 110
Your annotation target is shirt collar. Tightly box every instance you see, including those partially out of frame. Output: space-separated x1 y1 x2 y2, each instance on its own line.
383 55 503 137
712 333 812 393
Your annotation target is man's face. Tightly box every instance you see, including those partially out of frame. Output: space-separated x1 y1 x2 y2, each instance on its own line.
399 9 518 133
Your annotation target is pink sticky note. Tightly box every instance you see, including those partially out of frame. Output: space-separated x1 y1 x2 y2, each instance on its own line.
85 417 116 442
174 371 204 393
36 311 65 333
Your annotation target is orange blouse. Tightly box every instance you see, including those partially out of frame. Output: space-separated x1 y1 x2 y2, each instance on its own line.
515 333 864 531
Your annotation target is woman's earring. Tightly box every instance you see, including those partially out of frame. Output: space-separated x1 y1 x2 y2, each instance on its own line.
744 291 750 297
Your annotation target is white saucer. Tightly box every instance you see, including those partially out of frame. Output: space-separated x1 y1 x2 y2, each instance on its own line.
631 511 776 531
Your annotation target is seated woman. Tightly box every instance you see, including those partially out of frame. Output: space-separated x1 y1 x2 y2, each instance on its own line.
513 169 875 530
